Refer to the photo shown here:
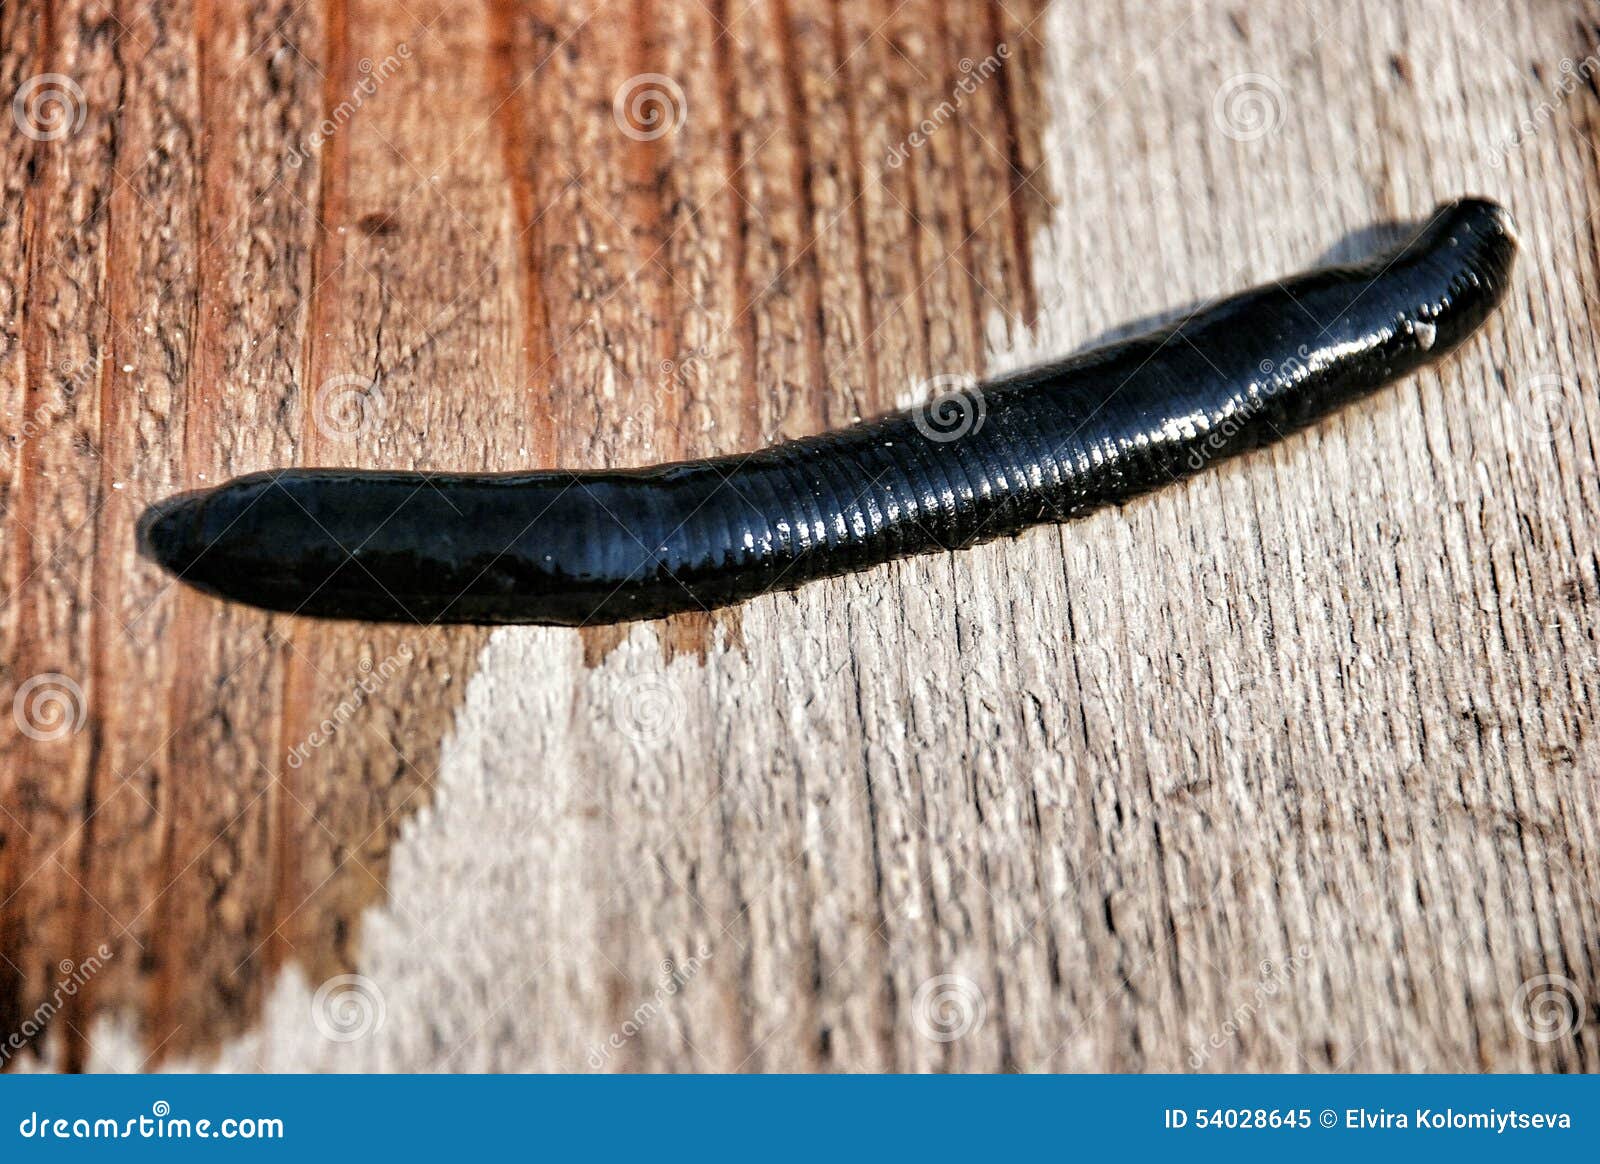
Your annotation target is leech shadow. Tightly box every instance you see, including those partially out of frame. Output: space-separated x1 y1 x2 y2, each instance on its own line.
1073 217 1416 350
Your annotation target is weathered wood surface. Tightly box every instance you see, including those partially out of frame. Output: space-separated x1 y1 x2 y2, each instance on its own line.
2 0 1598 1071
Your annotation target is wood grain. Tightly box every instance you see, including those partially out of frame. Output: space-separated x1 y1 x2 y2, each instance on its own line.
2 0 1599 1072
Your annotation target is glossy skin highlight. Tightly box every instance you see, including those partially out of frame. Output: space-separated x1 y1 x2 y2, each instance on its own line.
140 198 1517 625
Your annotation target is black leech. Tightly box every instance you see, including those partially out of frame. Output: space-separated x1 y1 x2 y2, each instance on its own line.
139 198 1517 626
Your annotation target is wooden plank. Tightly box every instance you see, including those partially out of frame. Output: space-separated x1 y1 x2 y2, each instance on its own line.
2 0 1598 1072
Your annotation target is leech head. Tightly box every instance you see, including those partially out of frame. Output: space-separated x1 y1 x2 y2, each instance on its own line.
137 471 360 613
137 468 615 622
1365 197 1517 363
137 489 208 578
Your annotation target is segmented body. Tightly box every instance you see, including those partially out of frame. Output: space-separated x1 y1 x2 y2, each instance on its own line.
140 199 1516 625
